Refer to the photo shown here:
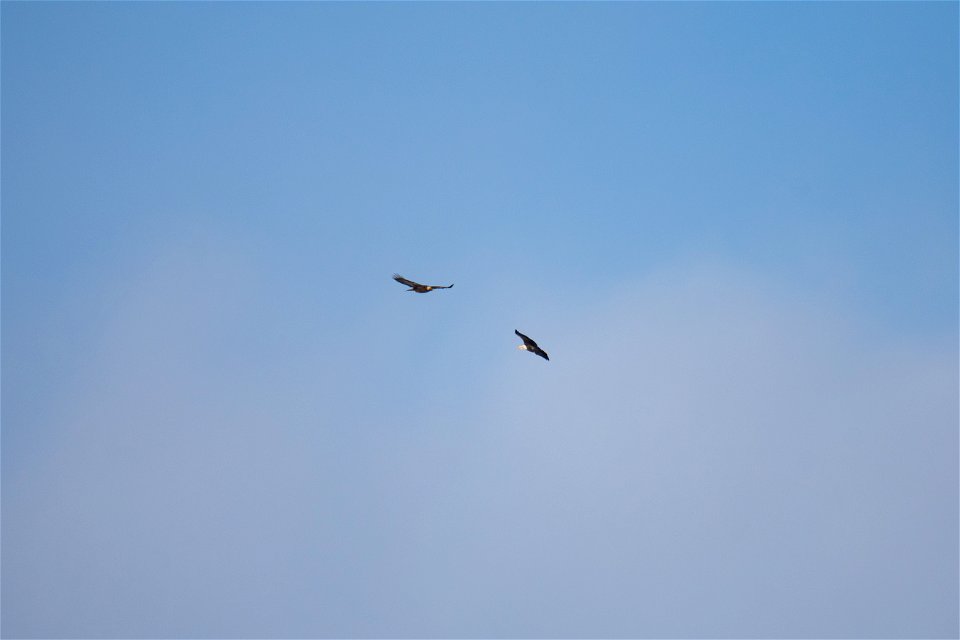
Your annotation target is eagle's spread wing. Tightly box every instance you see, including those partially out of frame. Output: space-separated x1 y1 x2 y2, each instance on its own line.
515 329 538 349
393 274 422 288
529 344 549 360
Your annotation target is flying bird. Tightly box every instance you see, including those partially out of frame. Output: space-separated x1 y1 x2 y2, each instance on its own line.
392 274 454 293
515 329 549 361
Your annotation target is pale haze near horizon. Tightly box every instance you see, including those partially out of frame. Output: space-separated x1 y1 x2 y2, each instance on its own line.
2 2 957 638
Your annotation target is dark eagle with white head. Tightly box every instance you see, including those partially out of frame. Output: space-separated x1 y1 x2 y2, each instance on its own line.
392 274 454 293
515 329 549 361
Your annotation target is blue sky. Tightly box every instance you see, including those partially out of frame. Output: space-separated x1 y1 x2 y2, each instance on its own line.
2 2 957 638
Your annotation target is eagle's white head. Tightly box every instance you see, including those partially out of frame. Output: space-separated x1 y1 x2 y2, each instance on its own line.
517 344 528 351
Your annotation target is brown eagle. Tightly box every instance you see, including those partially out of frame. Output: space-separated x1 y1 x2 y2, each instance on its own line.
392 274 454 293
515 329 549 361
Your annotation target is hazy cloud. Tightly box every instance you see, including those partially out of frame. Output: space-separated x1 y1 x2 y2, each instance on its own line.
3 251 956 638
